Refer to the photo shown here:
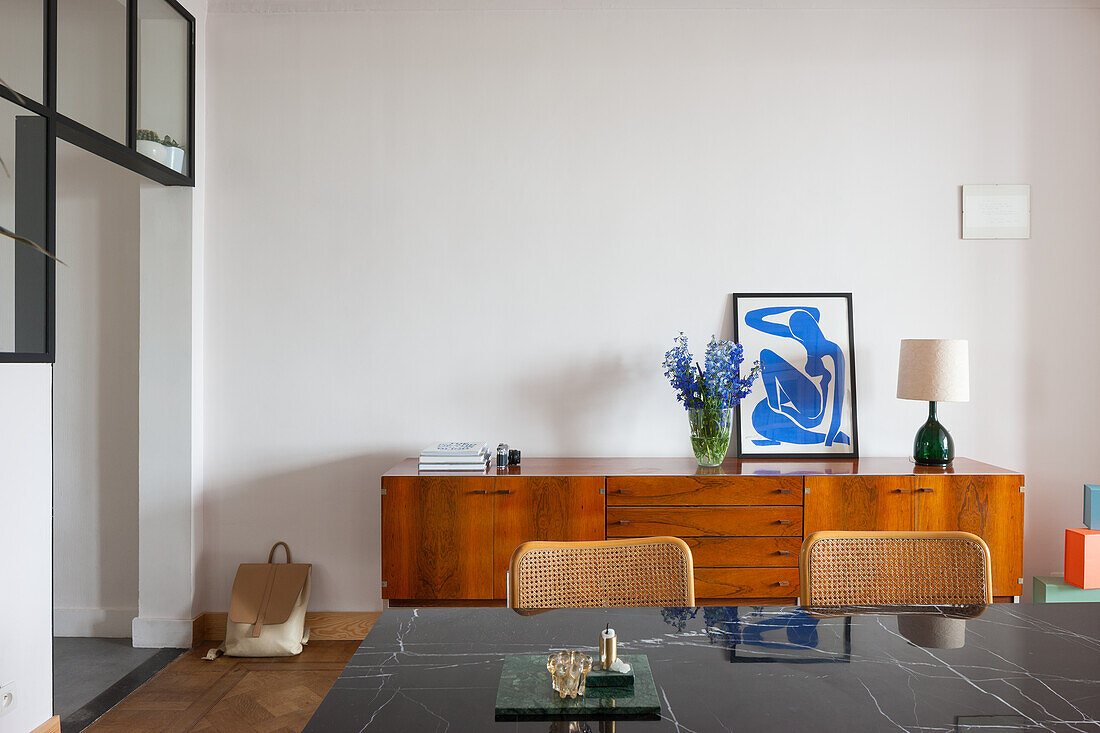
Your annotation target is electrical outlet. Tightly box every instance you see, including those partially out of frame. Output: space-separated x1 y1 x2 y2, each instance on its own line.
0 681 16 717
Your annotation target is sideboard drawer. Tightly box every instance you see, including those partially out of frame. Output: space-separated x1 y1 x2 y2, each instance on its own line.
683 537 802 567
607 476 802 506
694 568 800 599
607 507 802 537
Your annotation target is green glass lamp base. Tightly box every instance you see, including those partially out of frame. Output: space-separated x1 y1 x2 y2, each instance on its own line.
913 401 954 466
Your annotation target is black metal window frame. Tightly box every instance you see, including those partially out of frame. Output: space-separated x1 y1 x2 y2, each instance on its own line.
0 0 197 363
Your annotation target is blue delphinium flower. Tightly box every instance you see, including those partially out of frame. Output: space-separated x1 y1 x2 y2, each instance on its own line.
664 333 761 410
703 337 760 409
662 333 701 409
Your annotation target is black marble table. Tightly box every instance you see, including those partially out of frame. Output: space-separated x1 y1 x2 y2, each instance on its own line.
305 604 1100 732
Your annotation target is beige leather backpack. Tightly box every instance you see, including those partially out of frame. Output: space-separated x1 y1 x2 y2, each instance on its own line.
204 542 311 659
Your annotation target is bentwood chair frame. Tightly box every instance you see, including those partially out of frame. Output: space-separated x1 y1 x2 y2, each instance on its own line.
799 531 993 607
508 536 696 609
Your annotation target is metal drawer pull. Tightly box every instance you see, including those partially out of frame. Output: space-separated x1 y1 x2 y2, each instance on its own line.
777 580 791 587
616 489 633 495
917 487 935 493
618 519 632 525
777 488 794 494
776 550 792 556
470 489 489 494
776 519 793 525
495 489 514 495
895 488 913 493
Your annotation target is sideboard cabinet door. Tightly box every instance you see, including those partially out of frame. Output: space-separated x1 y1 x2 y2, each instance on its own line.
804 476 915 535
381 476 494 600
493 477 605 600
913 475 1025 597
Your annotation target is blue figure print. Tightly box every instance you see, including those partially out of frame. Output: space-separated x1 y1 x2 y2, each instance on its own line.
744 306 850 448
728 608 820 651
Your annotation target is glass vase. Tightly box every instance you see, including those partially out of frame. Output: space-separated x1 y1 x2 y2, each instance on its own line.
913 401 954 466
687 407 733 467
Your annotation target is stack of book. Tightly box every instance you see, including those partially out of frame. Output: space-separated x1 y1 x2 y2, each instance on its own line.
419 442 490 472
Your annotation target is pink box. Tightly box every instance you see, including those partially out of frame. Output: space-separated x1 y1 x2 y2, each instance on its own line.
1065 528 1100 589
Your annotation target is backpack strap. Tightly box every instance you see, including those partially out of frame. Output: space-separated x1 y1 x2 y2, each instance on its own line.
268 541 292 564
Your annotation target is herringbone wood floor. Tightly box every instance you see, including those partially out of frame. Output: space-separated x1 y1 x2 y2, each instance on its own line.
85 629 375 732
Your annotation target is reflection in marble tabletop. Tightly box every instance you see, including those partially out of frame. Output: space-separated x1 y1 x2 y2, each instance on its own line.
304 603 1100 732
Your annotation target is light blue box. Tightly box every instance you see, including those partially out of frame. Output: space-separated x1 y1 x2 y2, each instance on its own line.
1087 484 1100 530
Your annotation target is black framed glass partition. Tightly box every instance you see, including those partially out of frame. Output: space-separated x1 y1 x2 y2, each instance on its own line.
0 0 45 105
136 0 191 176
0 0 195 362
57 0 128 144
0 97 51 358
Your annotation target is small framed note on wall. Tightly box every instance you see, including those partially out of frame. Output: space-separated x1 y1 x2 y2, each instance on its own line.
962 184 1030 239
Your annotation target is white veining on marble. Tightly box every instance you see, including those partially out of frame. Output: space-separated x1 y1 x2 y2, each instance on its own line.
308 605 1100 732
659 683 701 733
858 678 914 732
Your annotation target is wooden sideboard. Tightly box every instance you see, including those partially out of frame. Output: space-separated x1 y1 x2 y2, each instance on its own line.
380 457 1024 605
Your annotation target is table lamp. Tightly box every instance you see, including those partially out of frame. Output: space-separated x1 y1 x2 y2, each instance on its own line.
896 339 969 466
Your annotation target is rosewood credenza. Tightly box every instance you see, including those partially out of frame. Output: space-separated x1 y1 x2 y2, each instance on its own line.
380 457 1024 605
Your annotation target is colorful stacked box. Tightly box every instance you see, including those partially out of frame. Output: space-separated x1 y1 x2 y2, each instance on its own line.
1062 483 1100 594
1065 527 1099 588
1035 484 1100 602
1033 575 1100 603
1086 483 1099 530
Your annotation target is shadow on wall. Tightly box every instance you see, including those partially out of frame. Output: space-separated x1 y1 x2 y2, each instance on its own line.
1020 23 1100 599
198 451 403 613
54 140 141 637
719 293 737 343
510 353 651 454
200 357 648 614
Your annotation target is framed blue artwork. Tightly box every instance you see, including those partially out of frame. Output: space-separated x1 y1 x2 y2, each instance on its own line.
733 293 859 459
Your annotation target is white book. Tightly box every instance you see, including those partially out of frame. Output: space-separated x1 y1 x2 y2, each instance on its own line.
418 462 489 472
419 454 489 464
420 442 488 458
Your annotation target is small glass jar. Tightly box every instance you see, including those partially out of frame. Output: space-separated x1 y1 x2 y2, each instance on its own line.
496 443 509 470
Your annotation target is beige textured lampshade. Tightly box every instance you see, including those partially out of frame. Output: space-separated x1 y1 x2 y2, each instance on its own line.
897 339 970 402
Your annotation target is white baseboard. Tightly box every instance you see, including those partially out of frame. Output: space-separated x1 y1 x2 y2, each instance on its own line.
53 607 137 638
131 616 193 648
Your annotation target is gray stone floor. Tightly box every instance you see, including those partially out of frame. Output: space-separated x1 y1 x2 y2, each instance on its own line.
53 637 177 726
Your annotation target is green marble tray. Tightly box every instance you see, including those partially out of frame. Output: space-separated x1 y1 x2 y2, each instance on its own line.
495 654 660 721
586 665 634 688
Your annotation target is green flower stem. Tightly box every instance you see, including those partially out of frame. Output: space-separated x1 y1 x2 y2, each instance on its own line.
688 407 733 467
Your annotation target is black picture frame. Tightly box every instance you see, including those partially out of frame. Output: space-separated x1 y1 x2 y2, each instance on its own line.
732 292 859 459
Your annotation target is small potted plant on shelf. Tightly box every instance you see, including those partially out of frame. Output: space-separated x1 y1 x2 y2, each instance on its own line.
663 333 761 466
136 128 167 166
136 130 185 173
161 135 185 174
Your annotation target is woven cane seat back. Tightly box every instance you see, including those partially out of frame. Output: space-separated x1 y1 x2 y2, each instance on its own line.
510 537 695 609
800 531 993 607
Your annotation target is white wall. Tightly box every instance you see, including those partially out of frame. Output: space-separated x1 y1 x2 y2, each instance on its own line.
203 5 1100 611
133 182 198 648
52 141 142 638
188 0 208 626
0 365 53 733
132 0 208 647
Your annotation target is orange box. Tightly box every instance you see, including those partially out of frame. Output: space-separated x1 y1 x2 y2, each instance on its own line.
1065 528 1100 589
